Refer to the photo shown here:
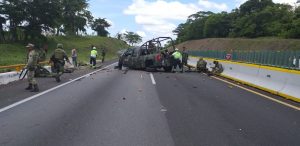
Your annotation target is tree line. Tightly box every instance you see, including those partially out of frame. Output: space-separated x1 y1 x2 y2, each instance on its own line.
0 0 111 43
174 0 300 43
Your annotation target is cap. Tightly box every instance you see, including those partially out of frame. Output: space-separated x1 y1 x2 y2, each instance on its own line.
26 43 34 48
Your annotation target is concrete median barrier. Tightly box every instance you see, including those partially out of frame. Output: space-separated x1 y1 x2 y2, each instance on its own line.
255 68 287 95
189 56 300 102
0 65 52 85
0 71 21 85
278 72 300 102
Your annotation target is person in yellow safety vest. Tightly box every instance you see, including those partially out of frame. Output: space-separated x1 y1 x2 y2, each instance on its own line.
172 48 183 73
90 45 98 69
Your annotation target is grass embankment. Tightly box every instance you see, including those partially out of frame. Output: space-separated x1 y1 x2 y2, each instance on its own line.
176 38 300 51
0 36 129 67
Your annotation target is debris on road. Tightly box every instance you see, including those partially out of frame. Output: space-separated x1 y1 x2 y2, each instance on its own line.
160 106 167 112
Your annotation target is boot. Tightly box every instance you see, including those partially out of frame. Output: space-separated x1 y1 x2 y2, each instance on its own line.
31 84 39 92
25 83 33 90
55 75 61 82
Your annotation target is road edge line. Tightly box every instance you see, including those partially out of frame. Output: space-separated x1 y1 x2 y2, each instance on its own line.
212 76 300 111
0 62 117 113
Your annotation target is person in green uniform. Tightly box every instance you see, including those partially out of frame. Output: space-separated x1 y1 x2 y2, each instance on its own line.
25 43 39 92
49 43 70 82
196 57 207 73
182 47 189 71
212 60 224 75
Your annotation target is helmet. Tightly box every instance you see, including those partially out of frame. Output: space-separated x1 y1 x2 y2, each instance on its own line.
57 43 63 49
93 46 96 50
26 43 34 48
175 48 179 51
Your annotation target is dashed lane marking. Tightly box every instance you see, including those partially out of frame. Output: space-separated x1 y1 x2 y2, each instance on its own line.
150 73 156 85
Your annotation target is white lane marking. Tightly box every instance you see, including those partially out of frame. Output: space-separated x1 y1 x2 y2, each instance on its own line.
141 74 143 79
212 76 300 111
150 73 156 85
0 62 118 113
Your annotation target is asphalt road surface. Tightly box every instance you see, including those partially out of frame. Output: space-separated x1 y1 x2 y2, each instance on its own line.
0 62 299 146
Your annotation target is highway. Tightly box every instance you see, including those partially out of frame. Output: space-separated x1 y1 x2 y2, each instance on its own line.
0 62 299 146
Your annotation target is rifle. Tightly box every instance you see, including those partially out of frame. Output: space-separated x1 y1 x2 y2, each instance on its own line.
19 68 28 80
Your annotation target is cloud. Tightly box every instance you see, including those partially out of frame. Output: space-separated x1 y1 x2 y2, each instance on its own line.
273 0 297 5
136 31 146 37
124 0 200 21
106 19 114 29
198 0 229 11
234 0 247 7
124 0 201 39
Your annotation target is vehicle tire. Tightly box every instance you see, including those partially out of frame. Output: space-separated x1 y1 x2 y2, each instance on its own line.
163 66 172 72
118 62 122 70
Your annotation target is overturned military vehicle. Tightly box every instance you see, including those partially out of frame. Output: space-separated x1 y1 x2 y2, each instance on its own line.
118 37 175 72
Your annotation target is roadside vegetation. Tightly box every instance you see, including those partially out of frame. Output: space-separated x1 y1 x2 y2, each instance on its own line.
174 0 300 44
0 0 138 69
0 36 128 66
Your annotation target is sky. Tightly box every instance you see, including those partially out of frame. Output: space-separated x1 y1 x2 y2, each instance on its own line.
88 0 299 42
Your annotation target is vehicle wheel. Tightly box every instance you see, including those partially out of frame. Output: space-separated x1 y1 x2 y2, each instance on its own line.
118 62 122 70
163 66 172 72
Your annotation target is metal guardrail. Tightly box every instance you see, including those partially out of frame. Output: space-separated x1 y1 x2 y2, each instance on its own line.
0 61 49 72
188 50 300 70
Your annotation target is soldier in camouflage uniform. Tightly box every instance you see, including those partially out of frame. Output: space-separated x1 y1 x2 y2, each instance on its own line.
211 60 223 75
25 43 39 92
196 57 207 73
49 43 70 82
182 47 189 71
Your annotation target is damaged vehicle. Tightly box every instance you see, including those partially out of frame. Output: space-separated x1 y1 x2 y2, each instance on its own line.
118 37 175 72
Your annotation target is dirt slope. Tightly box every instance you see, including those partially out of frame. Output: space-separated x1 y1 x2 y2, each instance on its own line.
176 38 300 51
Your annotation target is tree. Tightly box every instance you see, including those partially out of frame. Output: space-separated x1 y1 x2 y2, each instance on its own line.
61 0 92 35
1 0 26 41
123 31 142 46
91 18 111 37
0 16 6 42
204 12 232 38
23 0 62 41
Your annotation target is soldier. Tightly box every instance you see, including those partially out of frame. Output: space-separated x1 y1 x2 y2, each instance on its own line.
182 47 189 70
196 57 207 73
172 48 183 73
90 45 98 69
49 43 70 82
25 43 39 92
211 60 224 75
101 47 106 63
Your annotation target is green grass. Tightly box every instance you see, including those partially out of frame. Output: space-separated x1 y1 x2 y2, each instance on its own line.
0 44 27 66
0 36 129 66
